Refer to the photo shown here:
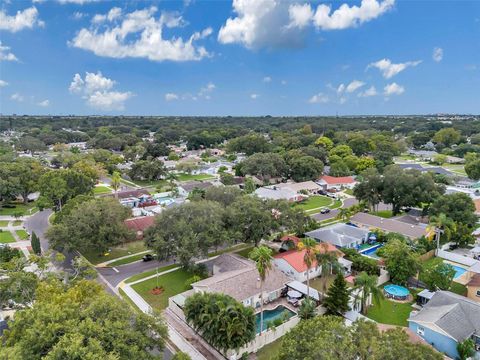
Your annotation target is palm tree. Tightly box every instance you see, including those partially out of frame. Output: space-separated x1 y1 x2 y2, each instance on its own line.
250 245 273 334
316 243 341 299
336 208 351 222
297 238 317 298
353 272 383 315
111 171 121 199
428 213 456 250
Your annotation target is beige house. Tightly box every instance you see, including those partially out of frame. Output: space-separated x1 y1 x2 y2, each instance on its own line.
467 274 480 303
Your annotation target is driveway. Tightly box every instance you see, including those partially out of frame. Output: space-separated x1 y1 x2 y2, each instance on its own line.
310 197 358 222
24 209 52 251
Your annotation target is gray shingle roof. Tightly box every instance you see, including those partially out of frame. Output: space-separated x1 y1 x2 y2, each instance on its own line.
409 291 480 341
305 223 369 247
350 213 427 239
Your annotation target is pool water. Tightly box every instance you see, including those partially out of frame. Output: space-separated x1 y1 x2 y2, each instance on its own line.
450 264 468 279
384 284 410 297
359 244 383 259
255 306 295 334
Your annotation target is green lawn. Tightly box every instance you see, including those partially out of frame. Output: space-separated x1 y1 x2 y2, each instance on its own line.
177 173 215 182
365 296 414 326
125 264 180 284
343 188 354 196
418 257 467 295
16 230 29 240
208 243 252 258
0 231 15 243
450 282 467 296
442 164 467 176
132 179 168 188
81 240 147 265
108 251 153 267
256 338 283 360
371 210 394 218
93 186 112 194
12 220 22 226
0 221 9 227
131 268 194 310
294 196 332 211
0 202 37 216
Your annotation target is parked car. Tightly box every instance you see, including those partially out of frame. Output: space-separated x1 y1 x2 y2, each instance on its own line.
142 254 154 262
320 207 330 214
327 193 337 199
318 190 327 196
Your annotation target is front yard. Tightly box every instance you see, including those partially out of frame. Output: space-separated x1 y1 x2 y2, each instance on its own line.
0 201 37 216
294 196 333 212
16 230 29 240
0 231 15 243
255 337 283 360
93 185 113 195
177 173 216 182
81 240 147 265
131 268 195 310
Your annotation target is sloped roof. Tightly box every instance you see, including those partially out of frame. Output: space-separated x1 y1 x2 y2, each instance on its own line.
124 216 156 232
274 243 342 273
350 212 427 239
319 175 356 185
305 223 369 247
180 181 214 192
467 273 480 287
277 181 321 192
409 291 480 341
111 189 150 199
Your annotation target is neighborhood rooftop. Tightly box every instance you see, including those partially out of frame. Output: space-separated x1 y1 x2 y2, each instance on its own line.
305 223 369 248
350 212 427 239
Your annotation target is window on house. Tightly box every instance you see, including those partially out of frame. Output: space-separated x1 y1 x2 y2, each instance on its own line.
417 326 425 336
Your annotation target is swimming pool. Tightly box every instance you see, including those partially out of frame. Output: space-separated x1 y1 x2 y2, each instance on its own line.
359 244 383 259
384 284 410 300
255 306 295 334
449 264 468 279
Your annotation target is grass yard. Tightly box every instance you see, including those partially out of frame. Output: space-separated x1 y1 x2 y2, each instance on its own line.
371 210 394 218
119 288 140 312
132 179 168 188
0 221 9 227
125 264 180 284
310 275 346 294
0 231 15 243
295 196 332 211
208 243 253 258
16 230 29 240
93 186 112 195
442 164 467 176
0 202 37 216
13 220 22 226
418 256 467 295
365 296 414 326
343 188 354 196
450 282 467 296
255 337 283 360
177 173 215 182
108 251 153 267
131 268 194 310
81 240 147 265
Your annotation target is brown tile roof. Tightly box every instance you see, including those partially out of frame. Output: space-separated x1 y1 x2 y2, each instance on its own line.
124 216 156 232
274 243 343 273
110 189 150 199
467 273 480 287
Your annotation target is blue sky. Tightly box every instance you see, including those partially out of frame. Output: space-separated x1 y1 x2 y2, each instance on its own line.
0 0 479 116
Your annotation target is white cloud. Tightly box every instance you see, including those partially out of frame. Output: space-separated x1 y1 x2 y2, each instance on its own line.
219 0 393 49
0 80 8 87
250 93 259 99
263 76 272 83
165 93 179 101
433 47 443 62
345 80 365 93
10 93 24 102
92 7 122 23
0 7 44 32
198 82 215 99
57 0 98 4
37 99 49 107
71 6 212 62
72 12 86 20
337 83 345 94
308 92 329 104
288 3 313 29
0 42 18 62
69 71 132 111
312 0 394 30
384 82 404 96
358 85 377 97
368 58 421 79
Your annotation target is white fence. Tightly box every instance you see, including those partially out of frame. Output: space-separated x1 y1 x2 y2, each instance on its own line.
436 249 478 267
377 268 390 286
228 316 301 360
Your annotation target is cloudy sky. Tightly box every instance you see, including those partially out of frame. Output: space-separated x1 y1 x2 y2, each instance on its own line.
0 0 479 116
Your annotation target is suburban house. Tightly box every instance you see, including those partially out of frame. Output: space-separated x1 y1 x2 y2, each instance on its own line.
407 149 438 161
445 155 465 164
349 212 427 239
274 243 351 282
124 216 156 239
397 163 454 177
249 175 283 186
408 291 480 359
305 223 369 249
177 181 214 197
276 181 322 195
467 274 480 303
317 175 356 191
254 186 303 202
170 254 290 310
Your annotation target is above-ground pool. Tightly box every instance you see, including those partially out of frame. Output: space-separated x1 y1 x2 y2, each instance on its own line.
449 263 468 279
384 284 410 300
255 306 295 334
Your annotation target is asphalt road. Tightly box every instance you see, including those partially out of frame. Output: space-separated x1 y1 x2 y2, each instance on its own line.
97 258 176 287
24 209 52 251
310 197 358 222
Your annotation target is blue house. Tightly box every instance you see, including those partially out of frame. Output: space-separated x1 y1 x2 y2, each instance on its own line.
408 291 480 359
